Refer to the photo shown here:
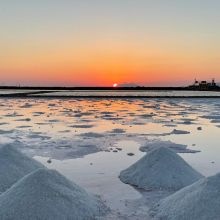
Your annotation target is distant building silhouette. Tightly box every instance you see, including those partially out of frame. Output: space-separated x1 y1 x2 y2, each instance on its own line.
188 78 219 90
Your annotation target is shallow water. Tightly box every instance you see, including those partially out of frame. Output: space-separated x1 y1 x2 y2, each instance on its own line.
32 90 220 97
0 97 220 219
1 89 220 97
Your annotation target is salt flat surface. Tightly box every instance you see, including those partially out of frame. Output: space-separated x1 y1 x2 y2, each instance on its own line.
30 90 220 97
0 90 53 95
139 140 199 153
0 90 34 95
0 98 220 219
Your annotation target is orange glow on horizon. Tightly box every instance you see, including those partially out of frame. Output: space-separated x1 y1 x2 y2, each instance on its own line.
1 35 220 86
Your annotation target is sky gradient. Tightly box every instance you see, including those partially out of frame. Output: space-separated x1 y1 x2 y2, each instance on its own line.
1 0 220 86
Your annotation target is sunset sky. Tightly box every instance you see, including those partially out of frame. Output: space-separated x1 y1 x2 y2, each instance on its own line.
1 0 220 86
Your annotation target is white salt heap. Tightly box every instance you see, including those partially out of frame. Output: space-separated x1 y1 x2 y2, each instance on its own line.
151 173 220 220
119 147 203 190
0 145 43 192
0 168 107 220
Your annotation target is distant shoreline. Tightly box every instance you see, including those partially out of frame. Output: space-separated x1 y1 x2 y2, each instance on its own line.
0 86 220 91
1 86 220 99
1 91 220 99
1 95 220 99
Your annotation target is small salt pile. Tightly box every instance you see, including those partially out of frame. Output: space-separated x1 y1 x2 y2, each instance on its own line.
151 173 220 220
139 140 187 153
119 147 203 190
0 169 107 220
172 129 190 135
0 145 43 192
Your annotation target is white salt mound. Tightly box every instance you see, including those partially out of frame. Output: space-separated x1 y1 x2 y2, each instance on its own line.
119 147 203 190
0 168 107 220
151 173 220 220
0 145 43 192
